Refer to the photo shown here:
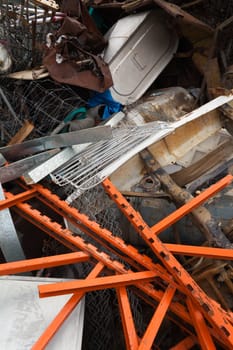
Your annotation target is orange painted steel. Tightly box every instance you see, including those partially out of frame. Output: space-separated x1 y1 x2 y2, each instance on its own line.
0 175 232 348
0 251 89 275
29 176 230 297
7 190 194 326
38 271 158 298
138 285 176 350
103 178 233 348
2 185 227 329
33 184 182 292
0 188 36 210
165 244 233 260
5 190 192 327
150 174 233 235
187 298 216 350
170 336 197 350
32 262 104 350
117 287 139 350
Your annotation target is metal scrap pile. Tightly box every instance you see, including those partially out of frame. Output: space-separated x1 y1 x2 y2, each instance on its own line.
0 0 233 349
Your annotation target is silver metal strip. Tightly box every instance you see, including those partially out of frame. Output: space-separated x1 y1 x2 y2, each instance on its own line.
0 184 25 262
0 125 112 160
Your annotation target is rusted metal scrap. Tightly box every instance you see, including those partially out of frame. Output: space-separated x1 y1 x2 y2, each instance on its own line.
191 258 233 311
0 125 112 161
140 148 233 249
43 0 113 92
171 139 233 187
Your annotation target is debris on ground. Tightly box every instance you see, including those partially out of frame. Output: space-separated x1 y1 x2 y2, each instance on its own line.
0 0 233 349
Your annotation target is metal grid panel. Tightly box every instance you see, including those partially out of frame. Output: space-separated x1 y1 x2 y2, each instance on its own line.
52 122 170 201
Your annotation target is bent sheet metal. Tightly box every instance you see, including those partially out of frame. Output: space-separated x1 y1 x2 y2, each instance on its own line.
0 149 59 184
0 126 112 161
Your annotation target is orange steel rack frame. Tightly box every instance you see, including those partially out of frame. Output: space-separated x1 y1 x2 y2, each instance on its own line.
0 174 232 349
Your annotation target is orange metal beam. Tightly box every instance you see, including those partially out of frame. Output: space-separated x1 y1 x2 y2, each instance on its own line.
150 174 233 235
11 198 191 326
0 188 37 210
8 185 227 346
170 335 197 350
18 184 233 347
138 285 176 350
186 298 216 350
165 244 233 260
34 184 181 291
0 252 89 275
117 287 139 350
0 181 229 347
32 262 104 350
2 184 226 348
103 178 233 348
5 189 192 326
39 271 158 298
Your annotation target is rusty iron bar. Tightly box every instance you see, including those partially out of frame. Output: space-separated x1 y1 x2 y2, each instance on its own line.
140 149 233 248
0 251 89 275
116 287 139 350
150 174 233 237
138 285 176 350
32 262 104 350
208 277 230 311
191 261 233 312
38 271 158 298
102 178 233 348
186 298 216 350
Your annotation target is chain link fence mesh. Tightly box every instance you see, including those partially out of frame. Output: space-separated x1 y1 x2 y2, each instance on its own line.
0 1 85 143
0 0 57 71
0 78 85 142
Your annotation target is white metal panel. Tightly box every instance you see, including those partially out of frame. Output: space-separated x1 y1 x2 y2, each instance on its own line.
0 276 85 350
104 10 178 104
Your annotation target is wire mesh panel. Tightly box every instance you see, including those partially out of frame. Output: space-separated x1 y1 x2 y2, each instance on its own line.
0 1 85 142
0 0 57 71
82 289 120 350
0 78 85 142
52 122 171 202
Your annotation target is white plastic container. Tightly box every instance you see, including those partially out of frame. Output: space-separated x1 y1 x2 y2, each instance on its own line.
104 10 178 105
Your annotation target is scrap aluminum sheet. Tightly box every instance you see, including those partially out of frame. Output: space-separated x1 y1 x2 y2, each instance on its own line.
0 276 85 350
51 94 233 203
